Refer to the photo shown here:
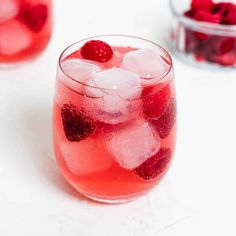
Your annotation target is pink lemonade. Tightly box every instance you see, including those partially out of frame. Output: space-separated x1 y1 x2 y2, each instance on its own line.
53 36 176 203
0 0 52 64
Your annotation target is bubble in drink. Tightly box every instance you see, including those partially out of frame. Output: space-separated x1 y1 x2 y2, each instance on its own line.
0 0 19 23
0 20 31 55
86 67 141 99
121 49 169 83
105 120 161 169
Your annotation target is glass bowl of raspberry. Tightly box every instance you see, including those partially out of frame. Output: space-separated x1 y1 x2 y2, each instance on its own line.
170 0 236 68
53 35 176 203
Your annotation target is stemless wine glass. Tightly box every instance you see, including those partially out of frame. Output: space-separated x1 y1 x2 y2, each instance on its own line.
53 35 177 203
0 0 52 65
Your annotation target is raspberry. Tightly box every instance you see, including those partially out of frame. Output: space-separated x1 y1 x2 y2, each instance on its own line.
218 52 236 66
142 83 171 119
191 0 213 11
212 3 234 17
184 9 196 18
134 148 172 180
81 40 113 62
194 10 221 23
19 4 48 32
61 103 96 142
209 36 235 55
207 51 236 66
222 6 236 25
151 99 176 139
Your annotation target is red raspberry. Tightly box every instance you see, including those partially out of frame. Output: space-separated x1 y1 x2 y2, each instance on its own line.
218 52 236 66
151 99 176 139
19 4 48 32
191 0 213 11
222 6 236 25
194 10 221 23
208 51 236 66
212 3 234 17
209 36 235 55
81 40 113 62
184 9 196 18
194 31 210 41
61 103 96 142
142 83 171 119
191 10 221 41
134 148 172 180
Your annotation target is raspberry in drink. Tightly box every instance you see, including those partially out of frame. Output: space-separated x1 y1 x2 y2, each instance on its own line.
0 0 52 64
53 35 176 203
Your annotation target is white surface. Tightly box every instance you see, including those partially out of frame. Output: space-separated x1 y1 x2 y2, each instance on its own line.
0 0 236 235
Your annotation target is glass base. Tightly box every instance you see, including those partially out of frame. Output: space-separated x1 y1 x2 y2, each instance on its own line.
80 190 150 204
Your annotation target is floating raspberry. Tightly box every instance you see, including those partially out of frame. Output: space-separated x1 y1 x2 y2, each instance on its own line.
134 148 172 180
142 83 171 119
81 40 113 62
61 103 96 142
151 99 176 139
19 4 48 32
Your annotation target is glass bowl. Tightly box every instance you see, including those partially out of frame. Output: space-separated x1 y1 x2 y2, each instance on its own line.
169 0 236 68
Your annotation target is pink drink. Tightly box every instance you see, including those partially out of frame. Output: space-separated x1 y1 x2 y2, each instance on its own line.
53 36 176 203
0 0 52 64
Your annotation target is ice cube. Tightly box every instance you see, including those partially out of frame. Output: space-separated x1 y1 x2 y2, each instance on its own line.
86 67 141 99
0 20 31 55
85 76 104 98
61 59 101 84
0 0 19 23
105 121 160 169
121 49 169 82
60 59 101 95
83 67 143 124
82 94 142 124
61 139 113 176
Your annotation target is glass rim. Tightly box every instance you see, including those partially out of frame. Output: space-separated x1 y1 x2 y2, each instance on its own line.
58 34 173 92
169 0 236 36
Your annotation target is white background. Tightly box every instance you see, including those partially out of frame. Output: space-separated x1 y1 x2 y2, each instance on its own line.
1 0 236 235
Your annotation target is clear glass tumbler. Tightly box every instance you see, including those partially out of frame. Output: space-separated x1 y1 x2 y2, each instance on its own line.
53 35 177 203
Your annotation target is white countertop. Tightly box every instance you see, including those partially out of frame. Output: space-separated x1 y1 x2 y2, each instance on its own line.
1 0 236 235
